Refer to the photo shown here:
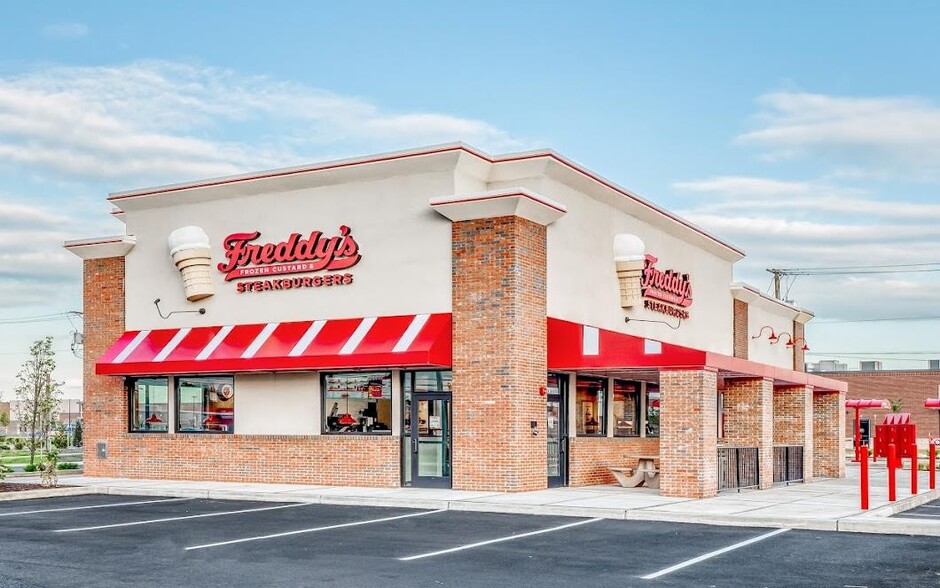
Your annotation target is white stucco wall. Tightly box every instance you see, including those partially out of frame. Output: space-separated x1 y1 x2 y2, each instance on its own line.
123 171 455 331
234 372 320 435
747 301 797 369
536 177 735 354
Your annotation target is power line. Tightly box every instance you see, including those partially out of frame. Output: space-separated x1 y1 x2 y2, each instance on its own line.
0 311 82 325
814 315 940 324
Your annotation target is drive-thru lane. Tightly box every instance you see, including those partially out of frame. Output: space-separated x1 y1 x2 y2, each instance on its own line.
0 495 937 587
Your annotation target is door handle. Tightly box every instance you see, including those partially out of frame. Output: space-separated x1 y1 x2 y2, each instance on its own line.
561 436 568 454
412 437 418 454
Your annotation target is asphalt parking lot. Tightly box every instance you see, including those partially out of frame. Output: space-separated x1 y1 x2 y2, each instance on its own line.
0 495 938 588
894 497 940 521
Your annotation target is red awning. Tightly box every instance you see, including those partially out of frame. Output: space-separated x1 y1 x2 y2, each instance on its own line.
547 317 847 392
97 313 452 376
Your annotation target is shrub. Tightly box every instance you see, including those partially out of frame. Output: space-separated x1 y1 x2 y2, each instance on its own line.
51 432 68 450
13 440 24 450
57 462 79 470
23 463 37 472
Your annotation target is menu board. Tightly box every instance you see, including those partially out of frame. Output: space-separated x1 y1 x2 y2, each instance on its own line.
323 372 391 400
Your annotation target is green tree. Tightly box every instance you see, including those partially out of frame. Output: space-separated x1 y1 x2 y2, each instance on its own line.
72 419 83 447
889 398 903 413
14 338 63 466
0 411 9 432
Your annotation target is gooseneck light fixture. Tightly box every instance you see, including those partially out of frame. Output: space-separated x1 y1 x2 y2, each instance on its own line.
751 325 779 343
787 337 810 351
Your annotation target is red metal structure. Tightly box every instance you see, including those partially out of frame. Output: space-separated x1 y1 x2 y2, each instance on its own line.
874 413 917 465
846 399 888 462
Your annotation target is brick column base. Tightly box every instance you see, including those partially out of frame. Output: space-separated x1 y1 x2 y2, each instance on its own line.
813 391 846 478
774 385 814 482
660 369 718 498
722 377 774 489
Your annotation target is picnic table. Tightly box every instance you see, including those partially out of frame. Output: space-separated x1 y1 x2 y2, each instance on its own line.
609 455 660 489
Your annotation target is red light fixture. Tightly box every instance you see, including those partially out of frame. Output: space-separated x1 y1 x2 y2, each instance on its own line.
772 332 792 346
146 413 163 424
338 413 357 425
787 337 810 351
751 325 778 342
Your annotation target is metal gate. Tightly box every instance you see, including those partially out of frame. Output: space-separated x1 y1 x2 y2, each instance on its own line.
717 446 759 491
773 445 804 484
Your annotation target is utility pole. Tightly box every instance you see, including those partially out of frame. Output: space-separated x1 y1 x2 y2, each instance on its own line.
767 268 784 300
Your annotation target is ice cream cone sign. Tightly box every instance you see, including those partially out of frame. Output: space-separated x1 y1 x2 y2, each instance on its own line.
167 226 215 302
613 234 646 308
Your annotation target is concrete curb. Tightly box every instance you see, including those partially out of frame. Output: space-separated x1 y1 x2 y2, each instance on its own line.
0 486 102 502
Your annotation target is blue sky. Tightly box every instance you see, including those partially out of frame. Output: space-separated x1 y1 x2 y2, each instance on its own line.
2 1 940 397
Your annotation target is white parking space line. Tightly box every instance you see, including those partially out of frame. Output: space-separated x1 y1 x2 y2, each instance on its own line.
398 517 604 562
186 508 447 550
0 497 192 517
897 512 940 518
54 502 312 533
640 528 790 580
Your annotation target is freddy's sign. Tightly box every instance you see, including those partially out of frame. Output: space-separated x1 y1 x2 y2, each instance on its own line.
218 226 361 293
642 254 692 320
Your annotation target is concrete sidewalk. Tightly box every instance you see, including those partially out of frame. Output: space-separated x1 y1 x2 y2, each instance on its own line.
6 463 939 536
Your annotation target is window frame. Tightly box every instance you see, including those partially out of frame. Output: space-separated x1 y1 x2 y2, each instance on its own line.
612 379 641 438
321 371 394 436
174 374 236 435
127 376 170 434
645 383 661 438
575 375 608 437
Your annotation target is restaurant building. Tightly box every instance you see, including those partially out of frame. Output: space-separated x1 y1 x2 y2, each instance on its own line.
66 143 847 498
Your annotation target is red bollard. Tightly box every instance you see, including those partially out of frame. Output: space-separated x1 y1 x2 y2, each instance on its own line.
860 444 869 510
930 441 936 490
911 443 918 495
888 443 897 502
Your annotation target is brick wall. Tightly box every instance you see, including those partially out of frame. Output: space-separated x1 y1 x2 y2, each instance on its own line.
813 390 846 478
792 321 805 372
95 434 400 486
722 377 773 488
82 257 127 477
774 385 814 481
81 256 402 487
660 369 718 498
451 216 548 492
568 436 660 486
733 299 748 360
816 370 940 438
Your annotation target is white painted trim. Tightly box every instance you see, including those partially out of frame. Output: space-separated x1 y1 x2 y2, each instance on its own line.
340 317 376 355
113 331 150 364
393 314 429 352
241 322 279 359
196 325 233 360
153 328 191 362
289 320 326 357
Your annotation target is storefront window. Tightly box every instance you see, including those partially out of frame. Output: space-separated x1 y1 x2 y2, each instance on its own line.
646 384 661 437
323 372 392 434
129 377 169 433
576 376 606 436
613 380 640 437
177 376 235 434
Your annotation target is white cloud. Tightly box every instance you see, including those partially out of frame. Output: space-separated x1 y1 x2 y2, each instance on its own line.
674 176 940 219
41 23 89 40
0 61 524 185
738 92 940 180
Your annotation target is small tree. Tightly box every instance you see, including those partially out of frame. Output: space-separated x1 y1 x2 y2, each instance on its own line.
0 411 8 434
14 338 63 466
889 398 903 413
72 419 83 447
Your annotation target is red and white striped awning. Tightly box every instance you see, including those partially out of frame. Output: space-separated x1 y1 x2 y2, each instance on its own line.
96 313 452 376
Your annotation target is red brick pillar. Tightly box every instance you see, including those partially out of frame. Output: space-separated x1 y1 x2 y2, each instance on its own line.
773 385 814 482
813 390 846 478
82 257 127 476
722 377 774 489
451 216 547 492
660 369 718 498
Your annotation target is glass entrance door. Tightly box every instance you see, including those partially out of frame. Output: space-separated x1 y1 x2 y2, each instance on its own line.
408 393 452 488
547 374 568 487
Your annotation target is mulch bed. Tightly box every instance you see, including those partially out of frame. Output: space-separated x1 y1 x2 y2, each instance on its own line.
0 483 70 492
